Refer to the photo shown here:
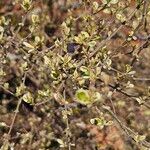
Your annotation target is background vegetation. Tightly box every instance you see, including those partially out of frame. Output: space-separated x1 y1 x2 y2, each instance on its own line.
0 0 150 149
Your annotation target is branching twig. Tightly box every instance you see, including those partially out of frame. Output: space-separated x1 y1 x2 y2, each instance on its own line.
5 72 27 141
90 1 144 58
102 105 150 148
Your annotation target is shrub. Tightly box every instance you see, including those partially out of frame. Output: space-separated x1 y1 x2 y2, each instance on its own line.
0 0 150 149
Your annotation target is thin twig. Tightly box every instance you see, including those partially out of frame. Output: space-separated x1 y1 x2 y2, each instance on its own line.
63 89 71 150
6 72 27 140
108 83 150 109
90 3 142 58
0 85 16 97
102 105 150 148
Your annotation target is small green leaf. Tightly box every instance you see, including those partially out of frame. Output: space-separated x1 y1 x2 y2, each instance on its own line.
23 41 34 49
21 0 32 11
31 14 40 24
16 84 26 97
81 31 89 38
134 134 146 143
22 92 34 104
90 117 106 129
75 89 91 105
80 66 90 78
87 41 97 47
61 22 70 36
